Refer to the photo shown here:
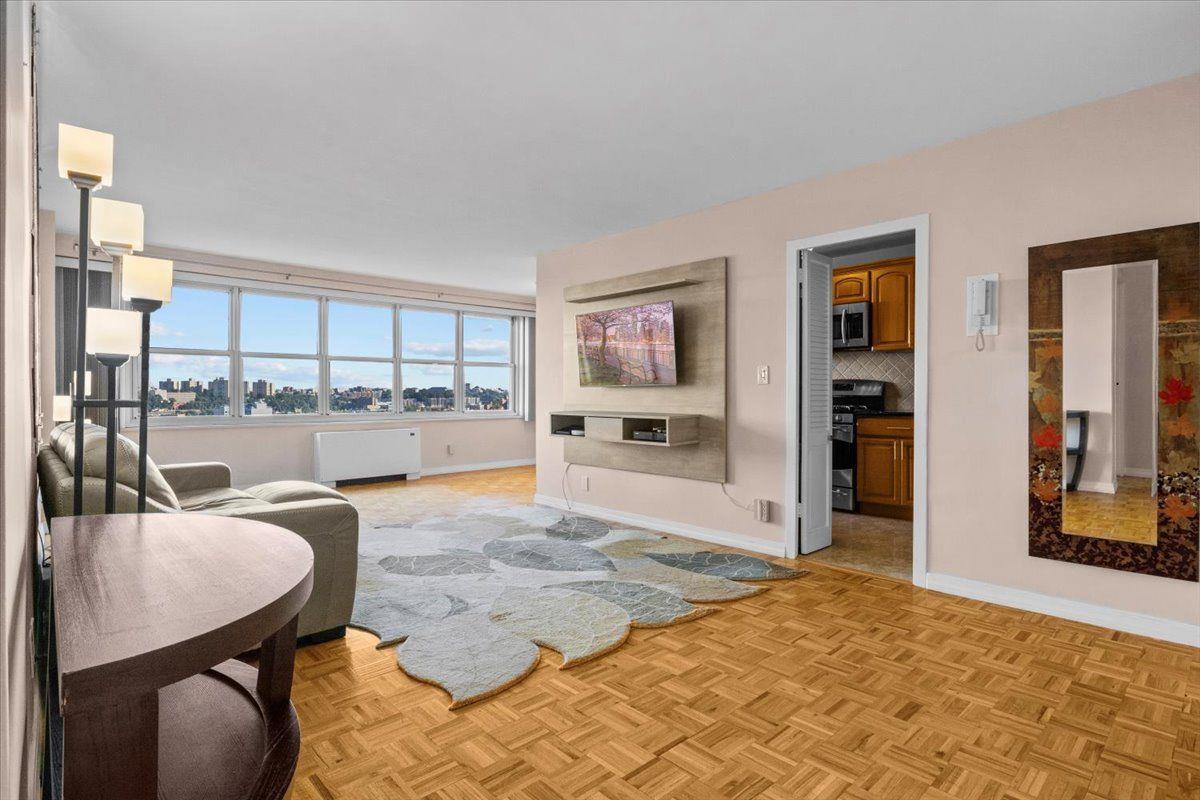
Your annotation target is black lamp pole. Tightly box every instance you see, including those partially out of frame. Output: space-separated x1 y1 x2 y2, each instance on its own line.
129 299 162 512
71 182 97 516
96 357 125 513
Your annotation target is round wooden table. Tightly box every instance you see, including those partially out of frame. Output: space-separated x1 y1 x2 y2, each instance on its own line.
53 513 314 800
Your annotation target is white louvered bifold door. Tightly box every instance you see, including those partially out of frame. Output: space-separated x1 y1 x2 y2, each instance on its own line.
799 249 833 553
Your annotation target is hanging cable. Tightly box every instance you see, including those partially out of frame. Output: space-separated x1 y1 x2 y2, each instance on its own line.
561 462 573 512
720 482 754 511
975 324 986 352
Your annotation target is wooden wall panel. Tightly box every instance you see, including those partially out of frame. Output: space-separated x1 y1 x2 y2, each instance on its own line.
558 258 726 482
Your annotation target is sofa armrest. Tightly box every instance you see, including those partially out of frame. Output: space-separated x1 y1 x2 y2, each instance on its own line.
198 497 359 637
160 462 232 494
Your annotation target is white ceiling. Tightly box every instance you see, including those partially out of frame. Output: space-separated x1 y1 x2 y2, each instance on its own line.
37 1 1200 296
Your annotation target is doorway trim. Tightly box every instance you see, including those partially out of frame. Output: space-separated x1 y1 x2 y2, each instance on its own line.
784 214 930 586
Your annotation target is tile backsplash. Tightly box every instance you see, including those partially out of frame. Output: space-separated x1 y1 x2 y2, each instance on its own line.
833 349 915 411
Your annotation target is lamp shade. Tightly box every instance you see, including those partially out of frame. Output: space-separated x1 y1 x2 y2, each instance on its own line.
53 395 73 422
90 198 144 253
57 124 114 187
121 255 173 304
85 308 142 357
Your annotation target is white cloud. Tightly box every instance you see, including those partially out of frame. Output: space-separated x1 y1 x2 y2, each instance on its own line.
403 341 455 357
463 338 510 358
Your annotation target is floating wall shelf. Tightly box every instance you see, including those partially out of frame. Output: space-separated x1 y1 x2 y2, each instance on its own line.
550 411 700 448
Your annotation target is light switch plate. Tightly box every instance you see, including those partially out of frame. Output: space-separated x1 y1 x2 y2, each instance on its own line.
757 365 770 385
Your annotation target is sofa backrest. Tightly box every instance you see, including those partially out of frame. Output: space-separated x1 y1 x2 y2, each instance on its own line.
47 422 181 511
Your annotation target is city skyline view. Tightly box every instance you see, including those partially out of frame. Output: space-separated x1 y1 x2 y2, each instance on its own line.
145 287 517 416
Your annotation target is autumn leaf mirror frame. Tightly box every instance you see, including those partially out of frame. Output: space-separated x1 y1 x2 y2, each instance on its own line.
1028 223 1199 582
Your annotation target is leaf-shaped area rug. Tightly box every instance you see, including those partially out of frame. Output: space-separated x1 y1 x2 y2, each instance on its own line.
483 538 617 572
644 551 803 580
397 617 539 709
550 580 713 627
490 587 630 667
351 505 808 708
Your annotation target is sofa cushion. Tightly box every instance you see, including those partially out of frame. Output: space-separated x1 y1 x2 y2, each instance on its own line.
50 422 181 510
245 480 347 505
176 486 269 513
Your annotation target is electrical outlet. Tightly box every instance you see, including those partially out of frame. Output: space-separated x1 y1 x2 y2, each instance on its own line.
753 499 770 522
582 475 590 492
756 365 770 385
446 444 454 456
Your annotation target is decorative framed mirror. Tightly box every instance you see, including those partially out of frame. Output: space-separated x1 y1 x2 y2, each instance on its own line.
1028 223 1198 581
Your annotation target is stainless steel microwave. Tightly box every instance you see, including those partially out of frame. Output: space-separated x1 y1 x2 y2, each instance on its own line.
832 301 870 349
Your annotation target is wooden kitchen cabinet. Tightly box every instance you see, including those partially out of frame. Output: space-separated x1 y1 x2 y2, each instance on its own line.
870 259 915 350
856 415 913 520
832 268 871 304
831 257 915 350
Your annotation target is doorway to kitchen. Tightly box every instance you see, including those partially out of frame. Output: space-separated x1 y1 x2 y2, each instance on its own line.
785 215 929 585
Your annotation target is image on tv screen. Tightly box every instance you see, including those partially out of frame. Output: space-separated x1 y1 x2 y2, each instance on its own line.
575 300 676 386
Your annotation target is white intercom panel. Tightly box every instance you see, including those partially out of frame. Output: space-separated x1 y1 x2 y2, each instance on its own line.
965 273 999 336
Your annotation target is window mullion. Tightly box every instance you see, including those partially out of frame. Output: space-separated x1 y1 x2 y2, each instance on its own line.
394 304 403 416
318 297 329 415
231 286 242 418
456 311 465 414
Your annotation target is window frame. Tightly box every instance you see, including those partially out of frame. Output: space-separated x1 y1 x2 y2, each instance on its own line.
460 311 518 414
136 272 529 427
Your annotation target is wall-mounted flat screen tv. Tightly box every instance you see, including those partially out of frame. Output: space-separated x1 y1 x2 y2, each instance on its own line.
576 300 677 386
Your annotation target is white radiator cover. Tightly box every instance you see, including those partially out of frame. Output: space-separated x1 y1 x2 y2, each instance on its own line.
313 428 421 483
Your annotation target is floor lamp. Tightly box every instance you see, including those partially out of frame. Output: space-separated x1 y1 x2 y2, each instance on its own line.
88 199 147 512
84 308 142 513
57 124 113 515
120 255 174 512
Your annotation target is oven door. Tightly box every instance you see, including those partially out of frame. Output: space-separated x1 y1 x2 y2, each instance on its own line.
831 420 856 511
832 302 870 349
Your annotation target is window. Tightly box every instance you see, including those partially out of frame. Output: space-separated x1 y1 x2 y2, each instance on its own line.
462 315 514 412
401 309 456 413
142 277 527 424
240 293 320 416
329 301 394 414
146 285 232 417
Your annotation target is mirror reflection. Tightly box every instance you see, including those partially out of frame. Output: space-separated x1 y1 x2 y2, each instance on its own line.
1061 261 1157 545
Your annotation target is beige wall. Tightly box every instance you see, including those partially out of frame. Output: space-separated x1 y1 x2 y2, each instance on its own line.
1063 266 1115 492
2 1 41 796
536 75 1200 624
137 416 534 487
1116 263 1157 476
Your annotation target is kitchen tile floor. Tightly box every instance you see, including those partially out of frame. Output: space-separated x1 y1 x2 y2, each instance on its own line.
805 511 912 580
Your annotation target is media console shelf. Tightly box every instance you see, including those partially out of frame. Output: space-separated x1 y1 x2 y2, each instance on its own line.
550 411 700 447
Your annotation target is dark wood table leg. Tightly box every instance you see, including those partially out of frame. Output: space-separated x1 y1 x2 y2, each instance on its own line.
257 614 299 715
64 691 158 800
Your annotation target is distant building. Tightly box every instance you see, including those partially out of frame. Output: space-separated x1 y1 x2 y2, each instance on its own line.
152 388 196 407
208 377 228 398
251 379 274 398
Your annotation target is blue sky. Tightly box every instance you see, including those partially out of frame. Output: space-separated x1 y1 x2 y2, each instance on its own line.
150 285 229 349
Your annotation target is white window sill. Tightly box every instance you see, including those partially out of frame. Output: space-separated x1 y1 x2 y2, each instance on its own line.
128 412 526 432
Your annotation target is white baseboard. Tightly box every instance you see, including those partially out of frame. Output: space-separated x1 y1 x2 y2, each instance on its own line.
1074 480 1116 494
534 493 785 556
926 572 1199 647
1119 468 1155 479
420 458 535 477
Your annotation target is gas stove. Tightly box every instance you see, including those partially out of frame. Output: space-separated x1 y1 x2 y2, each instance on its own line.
830 380 886 511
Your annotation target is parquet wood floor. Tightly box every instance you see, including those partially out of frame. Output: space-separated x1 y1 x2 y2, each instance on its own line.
288 467 1199 800
1062 477 1158 546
